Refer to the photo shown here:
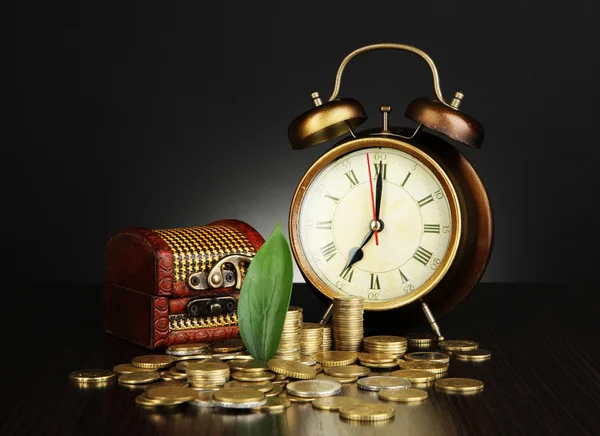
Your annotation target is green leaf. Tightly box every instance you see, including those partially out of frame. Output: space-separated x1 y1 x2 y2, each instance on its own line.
237 221 294 361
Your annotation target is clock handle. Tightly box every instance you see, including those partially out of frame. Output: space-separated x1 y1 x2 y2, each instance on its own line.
319 303 334 325
327 43 452 107
420 300 445 342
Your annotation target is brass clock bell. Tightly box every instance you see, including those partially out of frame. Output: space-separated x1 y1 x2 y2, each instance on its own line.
287 43 493 339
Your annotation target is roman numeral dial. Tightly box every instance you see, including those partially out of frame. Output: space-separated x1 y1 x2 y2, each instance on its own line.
296 145 457 307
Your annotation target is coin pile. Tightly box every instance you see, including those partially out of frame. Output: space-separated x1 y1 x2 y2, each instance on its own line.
363 335 407 357
301 322 324 356
322 325 332 351
332 296 364 351
186 361 231 388
273 306 303 361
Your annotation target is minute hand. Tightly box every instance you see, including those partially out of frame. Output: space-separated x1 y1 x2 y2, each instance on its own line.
375 160 383 221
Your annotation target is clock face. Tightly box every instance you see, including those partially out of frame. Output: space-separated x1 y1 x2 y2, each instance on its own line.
291 138 461 310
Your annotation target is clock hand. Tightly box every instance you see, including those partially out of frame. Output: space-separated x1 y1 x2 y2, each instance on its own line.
366 153 379 245
344 228 374 270
375 160 383 222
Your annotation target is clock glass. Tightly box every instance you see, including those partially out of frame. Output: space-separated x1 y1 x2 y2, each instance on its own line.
293 139 461 310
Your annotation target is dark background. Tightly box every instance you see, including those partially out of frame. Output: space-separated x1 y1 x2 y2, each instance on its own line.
14 0 600 286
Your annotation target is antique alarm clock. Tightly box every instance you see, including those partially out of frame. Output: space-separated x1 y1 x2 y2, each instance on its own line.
288 43 493 338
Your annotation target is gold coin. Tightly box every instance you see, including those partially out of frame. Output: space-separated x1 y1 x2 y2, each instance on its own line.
135 392 181 407
168 367 187 380
146 386 197 403
405 352 450 364
253 396 291 412
223 380 274 392
228 359 269 373
166 342 210 355
144 380 189 391
359 360 399 369
186 361 230 374
188 391 215 407
316 373 358 384
390 369 437 383
170 354 212 362
69 369 115 383
213 387 265 404
231 371 276 382
339 403 395 421
118 372 162 384
324 365 370 378
265 384 284 397
299 355 317 366
267 359 316 379
279 391 316 403
113 364 157 375
438 340 479 352
378 387 428 402
363 335 407 345
453 349 492 361
405 333 436 346
313 351 357 367
211 338 246 353
435 378 484 392
398 360 448 374
311 396 364 411
131 355 173 369
356 352 398 363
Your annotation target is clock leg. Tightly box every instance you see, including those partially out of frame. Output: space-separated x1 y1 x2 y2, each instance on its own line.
420 300 445 341
319 303 334 325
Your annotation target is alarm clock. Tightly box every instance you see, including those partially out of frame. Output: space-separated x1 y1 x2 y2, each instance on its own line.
287 43 493 337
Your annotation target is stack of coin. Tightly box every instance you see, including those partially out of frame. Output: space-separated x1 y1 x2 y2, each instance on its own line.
273 306 303 361
185 361 230 388
332 296 364 351
363 335 407 357
322 325 332 351
301 322 324 356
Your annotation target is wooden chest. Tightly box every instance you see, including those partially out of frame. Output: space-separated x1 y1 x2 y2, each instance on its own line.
104 219 264 349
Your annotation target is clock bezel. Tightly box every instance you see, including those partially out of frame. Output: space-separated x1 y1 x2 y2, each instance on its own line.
289 135 462 311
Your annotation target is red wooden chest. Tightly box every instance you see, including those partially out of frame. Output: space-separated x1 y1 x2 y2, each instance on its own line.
104 219 264 349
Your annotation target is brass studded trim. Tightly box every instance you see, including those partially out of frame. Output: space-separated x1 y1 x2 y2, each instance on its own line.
169 313 239 331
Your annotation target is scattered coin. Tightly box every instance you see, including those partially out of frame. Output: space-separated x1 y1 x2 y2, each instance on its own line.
223 380 274 392
438 340 479 352
264 384 284 397
69 369 115 383
324 365 371 378
312 396 364 411
378 387 428 402
211 339 246 353
356 352 398 363
405 333 436 347
390 369 437 383
398 359 448 374
267 359 316 379
286 379 342 398
146 386 197 403
144 380 189 391
453 349 492 361
253 396 291 412
228 359 269 373
313 351 357 367
339 403 395 421
135 392 181 407
435 378 484 393
318 374 358 384
405 352 450 364
188 391 215 407
212 387 267 409
357 376 411 392
131 355 173 369
299 355 317 366
231 371 276 382
279 391 316 403
359 359 400 369
113 364 157 375
166 342 211 356
118 372 162 385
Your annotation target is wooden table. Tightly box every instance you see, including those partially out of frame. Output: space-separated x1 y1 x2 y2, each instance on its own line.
2 283 598 435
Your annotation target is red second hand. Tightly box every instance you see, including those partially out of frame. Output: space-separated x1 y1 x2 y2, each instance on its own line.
366 153 379 246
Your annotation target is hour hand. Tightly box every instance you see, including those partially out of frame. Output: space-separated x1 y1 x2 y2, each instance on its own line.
344 229 374 270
